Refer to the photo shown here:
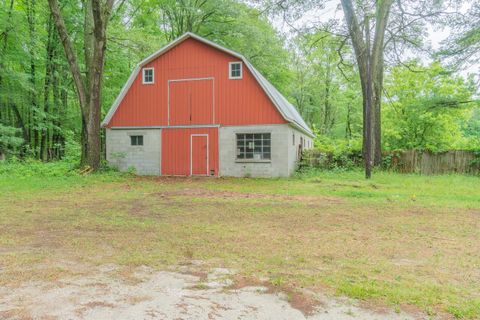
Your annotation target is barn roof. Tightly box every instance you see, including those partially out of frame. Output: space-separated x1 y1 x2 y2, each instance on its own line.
102 32 314 137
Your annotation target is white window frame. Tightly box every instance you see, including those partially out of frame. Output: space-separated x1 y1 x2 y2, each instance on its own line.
142 67 154 84
229 62 243 79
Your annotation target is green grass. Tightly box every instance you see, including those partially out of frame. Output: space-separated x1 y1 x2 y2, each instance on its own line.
0 163 479 318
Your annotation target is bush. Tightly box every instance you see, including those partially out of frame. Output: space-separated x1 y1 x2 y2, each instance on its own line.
299 136 363 171
0 124 24 158
0 158 78 177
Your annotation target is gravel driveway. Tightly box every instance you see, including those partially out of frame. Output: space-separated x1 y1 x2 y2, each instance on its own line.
0 264 424 320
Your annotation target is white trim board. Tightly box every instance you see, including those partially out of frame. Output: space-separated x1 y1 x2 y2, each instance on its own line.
109 125 220 130
101 32 314 138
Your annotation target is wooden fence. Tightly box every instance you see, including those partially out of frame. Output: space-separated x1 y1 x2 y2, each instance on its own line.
388 150 480 175
301 149 480 175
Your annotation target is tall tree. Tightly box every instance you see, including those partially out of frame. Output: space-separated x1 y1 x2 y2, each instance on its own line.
266 0 456 178
48 0 114 170
340 0 393 178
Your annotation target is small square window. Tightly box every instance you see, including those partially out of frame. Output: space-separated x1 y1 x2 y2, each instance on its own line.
142 68 154 84
229 62 242 79
130 135 143 146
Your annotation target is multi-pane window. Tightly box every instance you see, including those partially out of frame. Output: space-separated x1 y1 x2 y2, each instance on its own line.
130 135 143 146
142 68 154 84
229 62 242 79
236 133 271 160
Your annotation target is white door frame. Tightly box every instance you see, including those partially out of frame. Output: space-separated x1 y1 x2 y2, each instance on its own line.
190 134 209 176
167 77 215 126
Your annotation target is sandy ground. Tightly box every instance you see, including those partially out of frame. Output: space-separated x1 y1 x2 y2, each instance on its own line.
0 264 425 320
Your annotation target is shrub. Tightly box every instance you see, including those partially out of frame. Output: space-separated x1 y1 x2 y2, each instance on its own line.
299 136 363 171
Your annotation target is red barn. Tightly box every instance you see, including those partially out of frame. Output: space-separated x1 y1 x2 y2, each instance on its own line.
102 33 314 177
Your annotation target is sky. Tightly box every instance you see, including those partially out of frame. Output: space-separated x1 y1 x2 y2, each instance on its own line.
272 0 451 47
268 0 477 78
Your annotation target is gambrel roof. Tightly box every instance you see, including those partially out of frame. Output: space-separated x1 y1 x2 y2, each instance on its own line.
102 32 314 137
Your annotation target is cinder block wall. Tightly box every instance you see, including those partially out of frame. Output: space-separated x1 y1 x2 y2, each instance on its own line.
218 124 291 177
106 129 161 175
286 126 314 175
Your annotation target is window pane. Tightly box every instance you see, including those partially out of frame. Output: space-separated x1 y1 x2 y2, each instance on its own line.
131 135 143 146
230 63 241 78
236 133 271 160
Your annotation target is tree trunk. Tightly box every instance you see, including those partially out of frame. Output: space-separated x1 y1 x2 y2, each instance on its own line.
370 0 393 166
26 0 39 157
41 15 55 161
48 0 113 170
340 0 393 177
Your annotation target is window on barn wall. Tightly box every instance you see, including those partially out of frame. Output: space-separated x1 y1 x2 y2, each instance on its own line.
236 133 271 160
229 62 242 79
142 68 154 84
130 135 143 146
292 133 295 146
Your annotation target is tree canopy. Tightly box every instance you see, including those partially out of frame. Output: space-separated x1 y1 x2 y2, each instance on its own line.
0 0 478 167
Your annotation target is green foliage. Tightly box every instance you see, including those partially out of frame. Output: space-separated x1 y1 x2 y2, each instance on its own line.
289 32 363 138
2 0 479 167
0 124 24 157
0 158 78 177
383 61 479 152
299 135 363 171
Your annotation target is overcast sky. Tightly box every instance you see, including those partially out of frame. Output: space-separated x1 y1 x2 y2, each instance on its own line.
272 0 450 48
268 0 477 78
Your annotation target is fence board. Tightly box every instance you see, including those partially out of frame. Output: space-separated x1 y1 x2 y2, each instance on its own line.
301 149 480 175
391 150 480 175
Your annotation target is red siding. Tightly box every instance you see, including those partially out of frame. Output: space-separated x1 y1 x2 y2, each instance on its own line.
170 79 214 125
107 38 286 127
161 128 218 176
191 135 208 175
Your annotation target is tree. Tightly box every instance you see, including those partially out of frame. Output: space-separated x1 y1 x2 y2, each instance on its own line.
289 32 362 138
439 1 480 78
383 61 478 151
340 0 393 178
48 0 114 170
266 0 457 178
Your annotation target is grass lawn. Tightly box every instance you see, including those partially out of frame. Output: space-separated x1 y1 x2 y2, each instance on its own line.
1 164 479 318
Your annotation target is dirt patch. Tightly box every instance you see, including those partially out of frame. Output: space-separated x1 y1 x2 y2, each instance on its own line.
228 275 320 316
152 188 342 204
0 263 419 320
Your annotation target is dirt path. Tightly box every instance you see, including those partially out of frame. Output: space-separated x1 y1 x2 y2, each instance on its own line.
0 264 424 320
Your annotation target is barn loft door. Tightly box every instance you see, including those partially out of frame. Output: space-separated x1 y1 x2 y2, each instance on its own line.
169 78 214 125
